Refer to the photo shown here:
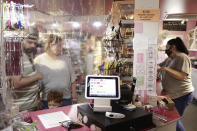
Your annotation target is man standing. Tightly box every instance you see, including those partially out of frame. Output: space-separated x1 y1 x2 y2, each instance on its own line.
11 28 43 112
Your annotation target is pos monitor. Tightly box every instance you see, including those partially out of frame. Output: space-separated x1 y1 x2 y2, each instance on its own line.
85 75 120 112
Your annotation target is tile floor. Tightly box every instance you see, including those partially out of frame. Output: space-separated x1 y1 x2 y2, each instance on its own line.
181 99 197 131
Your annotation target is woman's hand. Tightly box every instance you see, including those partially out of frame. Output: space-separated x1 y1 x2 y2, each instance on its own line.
157 67 166 73
157 67 166 79
158 67 187 80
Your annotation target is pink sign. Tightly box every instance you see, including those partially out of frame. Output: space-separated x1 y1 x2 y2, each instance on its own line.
134 22 143 33
137 53 144 63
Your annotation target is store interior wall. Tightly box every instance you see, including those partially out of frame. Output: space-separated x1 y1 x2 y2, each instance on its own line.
160 0 197 17
159 20 196 47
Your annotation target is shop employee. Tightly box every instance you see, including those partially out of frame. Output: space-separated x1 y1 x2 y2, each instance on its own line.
158 37 194 131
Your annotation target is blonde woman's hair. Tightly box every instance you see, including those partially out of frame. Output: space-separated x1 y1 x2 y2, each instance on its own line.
45 34 62 53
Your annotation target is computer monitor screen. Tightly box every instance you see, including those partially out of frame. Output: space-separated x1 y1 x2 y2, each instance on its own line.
85 75 120 99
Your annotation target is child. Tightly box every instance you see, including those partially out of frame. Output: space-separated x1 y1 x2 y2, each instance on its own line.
47 91 63 109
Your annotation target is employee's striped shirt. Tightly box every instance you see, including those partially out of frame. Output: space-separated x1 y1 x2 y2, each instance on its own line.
12 53 39 112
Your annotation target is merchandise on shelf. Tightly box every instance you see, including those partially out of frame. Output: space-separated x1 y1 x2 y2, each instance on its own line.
103 1 134 88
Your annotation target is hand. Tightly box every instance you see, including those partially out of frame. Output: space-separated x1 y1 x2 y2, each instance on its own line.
36 72 43 80
72 92 78 103
157 67 166 73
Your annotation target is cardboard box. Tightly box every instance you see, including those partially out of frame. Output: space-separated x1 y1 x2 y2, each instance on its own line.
157 97 175 110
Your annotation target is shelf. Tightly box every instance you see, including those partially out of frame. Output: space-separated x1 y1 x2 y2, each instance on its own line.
121 19 134 25
193 61 197 65
189 49 197 51
104 0 134 77
123 38 133 43
121 58 133 62
121 76 132 81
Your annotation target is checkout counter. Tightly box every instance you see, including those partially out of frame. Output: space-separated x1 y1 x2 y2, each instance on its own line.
29 101 180 131
28 76 180 131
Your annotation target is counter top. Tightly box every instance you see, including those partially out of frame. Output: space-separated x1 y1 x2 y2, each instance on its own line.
29 104 90 131
29 100 180 131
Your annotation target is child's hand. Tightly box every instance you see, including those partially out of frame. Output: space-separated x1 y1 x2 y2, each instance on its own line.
72 92 78 104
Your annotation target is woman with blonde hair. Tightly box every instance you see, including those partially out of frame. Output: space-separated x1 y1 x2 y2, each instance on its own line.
34 34 77 109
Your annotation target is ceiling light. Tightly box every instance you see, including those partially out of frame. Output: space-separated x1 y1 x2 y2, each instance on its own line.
72 22 80 28
93 21 102 28
52 23 59 27
129 15 134 19
30 22 35 26
24 4 34 8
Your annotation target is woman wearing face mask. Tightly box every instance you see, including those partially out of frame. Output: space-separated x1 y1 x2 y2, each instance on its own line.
34 34 77 109
158 37 194 131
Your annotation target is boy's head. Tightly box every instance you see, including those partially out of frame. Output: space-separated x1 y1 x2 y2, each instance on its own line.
47 91 63 108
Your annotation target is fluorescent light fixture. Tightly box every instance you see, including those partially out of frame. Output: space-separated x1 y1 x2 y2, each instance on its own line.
72 22 80 28
93 21 102 28
24 4 34 8
52 23 59 27
30 22 35 26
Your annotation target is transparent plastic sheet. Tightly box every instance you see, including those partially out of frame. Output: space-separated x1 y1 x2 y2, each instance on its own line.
0 0 108 113
23 0 108 82
0 111 37 131
2 79 18 115
1 0 135 106
1 33 23 117
0 112 12 131
0 1 23 118
0 94 5 110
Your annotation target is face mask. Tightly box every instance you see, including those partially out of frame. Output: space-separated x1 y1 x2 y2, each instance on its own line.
165 47 172 57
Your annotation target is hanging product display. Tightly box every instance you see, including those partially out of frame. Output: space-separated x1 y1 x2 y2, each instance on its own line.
2 1 30 30
103 1 134 89
4 37 23 76
17 3 22 29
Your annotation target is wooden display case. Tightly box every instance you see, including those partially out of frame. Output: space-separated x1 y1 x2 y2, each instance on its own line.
112 0 134 26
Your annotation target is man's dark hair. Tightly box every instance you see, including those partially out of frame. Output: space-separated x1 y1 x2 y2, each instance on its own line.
25 28 39 40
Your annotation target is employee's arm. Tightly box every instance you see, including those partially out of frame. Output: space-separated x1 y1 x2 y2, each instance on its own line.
158 67 187 80
71 80 78 102
12 72 43 89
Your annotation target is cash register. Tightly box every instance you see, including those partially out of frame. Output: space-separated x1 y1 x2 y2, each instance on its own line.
77 75 154 131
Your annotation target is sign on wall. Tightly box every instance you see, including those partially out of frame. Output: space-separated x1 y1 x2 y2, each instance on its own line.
163 21 187 31
134 9 160 21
